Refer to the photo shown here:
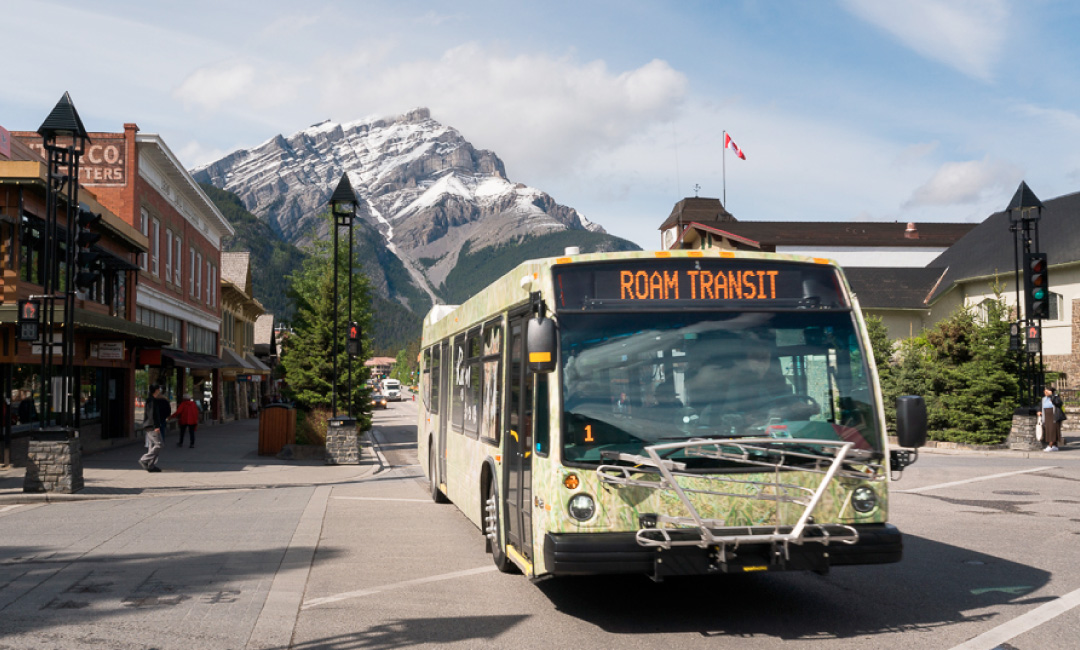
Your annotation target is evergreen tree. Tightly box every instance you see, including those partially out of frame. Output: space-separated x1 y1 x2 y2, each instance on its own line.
391 348 415 386
279 214 374 429
875 291 1020 445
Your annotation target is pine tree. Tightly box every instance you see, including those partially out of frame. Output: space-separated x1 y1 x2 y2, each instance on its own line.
279 214 374 429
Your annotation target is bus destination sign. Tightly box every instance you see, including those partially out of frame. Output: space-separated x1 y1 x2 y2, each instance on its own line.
553 259 846 311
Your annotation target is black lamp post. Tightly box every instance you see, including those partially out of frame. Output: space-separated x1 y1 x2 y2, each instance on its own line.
1006 181 1045 409
36 92 89 431
328 173 358 418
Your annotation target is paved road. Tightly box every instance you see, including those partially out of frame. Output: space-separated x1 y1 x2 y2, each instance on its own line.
2 403 1080 649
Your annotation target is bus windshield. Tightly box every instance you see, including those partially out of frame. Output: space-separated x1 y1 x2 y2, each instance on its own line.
559 310 881 467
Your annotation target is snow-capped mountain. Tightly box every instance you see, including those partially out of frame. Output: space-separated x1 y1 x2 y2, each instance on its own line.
192 108 629 310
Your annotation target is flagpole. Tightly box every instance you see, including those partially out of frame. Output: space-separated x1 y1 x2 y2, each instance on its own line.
722 130 727 206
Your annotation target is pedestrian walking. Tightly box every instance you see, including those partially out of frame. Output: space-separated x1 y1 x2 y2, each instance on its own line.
1041 387 1067 452
171 394 200 448
139 384 172 472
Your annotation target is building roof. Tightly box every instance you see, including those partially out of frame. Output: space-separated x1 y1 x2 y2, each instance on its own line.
925 189 1080 302
221 252 252 295
672 221 760 250
364 357 397 367
845 267 945 310
135 133 235 239
659 197 736 231
254 314 276 346
717 221 975 248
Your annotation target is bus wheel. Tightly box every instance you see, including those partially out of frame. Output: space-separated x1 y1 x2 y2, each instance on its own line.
484 482 516 573
429 449 449 504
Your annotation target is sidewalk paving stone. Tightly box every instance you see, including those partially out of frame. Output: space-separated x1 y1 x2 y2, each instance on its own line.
0 417 379 504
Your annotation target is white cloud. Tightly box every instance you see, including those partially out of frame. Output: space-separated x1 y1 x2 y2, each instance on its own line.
842 0 1009 81
1015 103 1080 134
894 141 940 167
178 140 230 170
173 62 257 111
904 157 1021 207
318 43 689 181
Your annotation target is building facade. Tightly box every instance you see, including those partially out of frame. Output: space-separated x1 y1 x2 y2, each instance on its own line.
219 252 268 419
1 128 170 460
17 124 237 418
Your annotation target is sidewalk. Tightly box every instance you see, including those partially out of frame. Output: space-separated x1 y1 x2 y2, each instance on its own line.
0 417 380 504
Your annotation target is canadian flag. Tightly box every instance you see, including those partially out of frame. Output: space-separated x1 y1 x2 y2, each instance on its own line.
725 132 746 160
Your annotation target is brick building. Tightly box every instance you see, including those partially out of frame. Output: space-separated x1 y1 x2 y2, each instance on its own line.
0 125 170 459
16 124 236 418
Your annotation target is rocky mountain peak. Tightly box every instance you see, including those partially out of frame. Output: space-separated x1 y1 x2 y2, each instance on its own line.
192 108 629 314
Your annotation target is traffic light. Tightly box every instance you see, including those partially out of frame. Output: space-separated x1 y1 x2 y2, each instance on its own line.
347 321 361 357
74 203 103 289
17 299 40 342
1024 252 1049 319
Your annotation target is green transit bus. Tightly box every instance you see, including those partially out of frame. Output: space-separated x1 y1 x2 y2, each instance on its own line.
418 249 926 580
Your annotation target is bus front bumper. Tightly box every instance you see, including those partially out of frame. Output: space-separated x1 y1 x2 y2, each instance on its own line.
543 523 901 578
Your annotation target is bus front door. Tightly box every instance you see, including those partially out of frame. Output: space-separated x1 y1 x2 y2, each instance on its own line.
505 314 534 562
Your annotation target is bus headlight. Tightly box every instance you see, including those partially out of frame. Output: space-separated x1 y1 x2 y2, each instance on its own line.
851 486 878 513
568 494 596 521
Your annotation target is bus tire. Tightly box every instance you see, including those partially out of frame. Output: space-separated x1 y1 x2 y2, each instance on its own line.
485 481 517 573
429 448 449 504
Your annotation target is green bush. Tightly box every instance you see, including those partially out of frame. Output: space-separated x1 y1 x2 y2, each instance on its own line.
874 291 1021 446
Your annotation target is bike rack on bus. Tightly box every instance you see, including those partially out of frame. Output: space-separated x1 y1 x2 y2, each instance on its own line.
597 438 887 562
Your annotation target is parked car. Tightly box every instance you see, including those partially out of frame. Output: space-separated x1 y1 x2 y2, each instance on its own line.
371 393 389 409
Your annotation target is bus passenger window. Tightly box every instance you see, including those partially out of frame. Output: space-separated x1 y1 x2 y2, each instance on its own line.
535 374 549 456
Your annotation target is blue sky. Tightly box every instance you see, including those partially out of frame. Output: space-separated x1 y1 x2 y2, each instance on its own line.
4 0 1080 249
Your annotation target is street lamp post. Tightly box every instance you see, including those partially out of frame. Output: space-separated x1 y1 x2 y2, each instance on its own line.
1006 181 1045 410
36 92 89 431
328 173 358 418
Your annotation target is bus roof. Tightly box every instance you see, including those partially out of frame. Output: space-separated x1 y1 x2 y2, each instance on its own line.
420 249 847 346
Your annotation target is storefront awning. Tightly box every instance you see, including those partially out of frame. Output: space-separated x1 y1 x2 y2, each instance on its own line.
162 349 229 369
245 354 271 376
0 303 172 346
220 348 254 374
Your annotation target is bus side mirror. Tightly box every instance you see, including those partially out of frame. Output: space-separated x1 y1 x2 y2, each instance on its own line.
527 317 557 373
895 395 927 449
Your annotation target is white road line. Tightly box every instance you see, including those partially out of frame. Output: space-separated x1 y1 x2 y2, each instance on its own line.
0 505 22 513
302 565 498 610
245 485 331 650
332 496 431 503
950 586 1080 650
894 466 1057 494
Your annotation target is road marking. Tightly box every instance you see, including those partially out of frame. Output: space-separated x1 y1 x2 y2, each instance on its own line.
302 565 498 610
894 466 1056 494
970 586 1031 596
245 485 331 650
950 585 1080 650
0 505 22 513
332 496 431 503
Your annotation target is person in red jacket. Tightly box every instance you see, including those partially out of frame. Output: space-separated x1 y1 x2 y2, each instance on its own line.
171 394 200 448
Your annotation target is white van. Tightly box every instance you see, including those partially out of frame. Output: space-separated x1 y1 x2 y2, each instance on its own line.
380 378 401 401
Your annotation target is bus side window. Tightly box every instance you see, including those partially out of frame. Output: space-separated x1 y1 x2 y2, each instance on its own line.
451 334 465 433
422 348 431 410
535 373 549 456
429 345 440 415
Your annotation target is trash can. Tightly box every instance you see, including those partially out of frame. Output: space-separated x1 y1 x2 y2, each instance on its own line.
258 404 296 456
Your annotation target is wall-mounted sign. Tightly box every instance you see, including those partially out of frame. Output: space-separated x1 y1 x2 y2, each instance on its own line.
17 136 127 186
94 341 125 360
